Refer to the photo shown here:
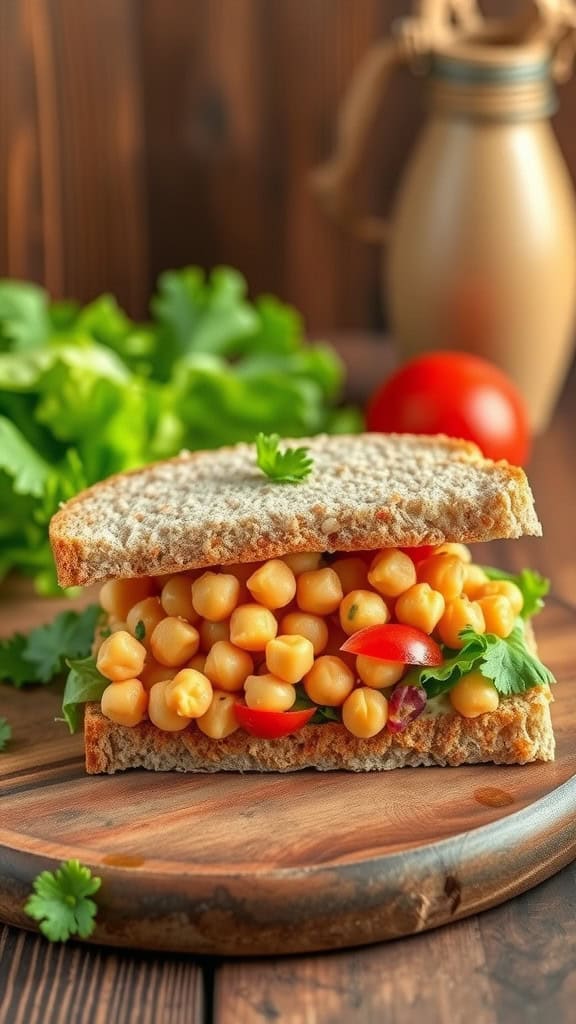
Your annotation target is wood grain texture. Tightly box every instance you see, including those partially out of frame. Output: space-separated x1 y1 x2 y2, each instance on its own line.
3 1 576 327
0 924 204 1024
214 863 576 1023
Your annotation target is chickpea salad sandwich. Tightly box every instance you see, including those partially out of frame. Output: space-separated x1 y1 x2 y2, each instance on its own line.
49 433 555 774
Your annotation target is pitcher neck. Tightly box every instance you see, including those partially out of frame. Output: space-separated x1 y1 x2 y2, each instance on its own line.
428 42 556 121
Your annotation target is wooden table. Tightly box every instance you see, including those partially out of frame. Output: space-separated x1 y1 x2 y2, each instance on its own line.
1 338 575 1024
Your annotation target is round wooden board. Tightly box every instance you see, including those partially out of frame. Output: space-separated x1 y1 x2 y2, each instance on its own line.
0 595 575 956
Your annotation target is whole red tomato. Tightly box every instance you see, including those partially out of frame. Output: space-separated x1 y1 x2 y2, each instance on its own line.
366 351 530 465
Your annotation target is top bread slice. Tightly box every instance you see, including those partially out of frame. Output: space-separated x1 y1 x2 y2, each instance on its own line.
50 433 542 587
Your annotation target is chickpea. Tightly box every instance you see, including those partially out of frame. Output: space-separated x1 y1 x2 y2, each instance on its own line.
395 583 445 634
449 671 499 717
477 595 516 638
96 630 147 682
161 575 199 623
462 564 489 599
433 542 472 563
417 554 465 602
247 559 297 610
197 691 239 739
186 653 207 674
101 679 148 727
148 679 192 731
279 611 329 656
356 655 405 689
199 619 231 652
438 598 486 649
99 577 155 621
339 589 389 636
331 557 369 595
229 604 278 651
368 549 416 598
150 616 200 667
342 687 388 738
478 580 524 617
204 641 253 692
164 669 213 719
282 552 323 575
244 673 296 712
139 657 177 691
296 568 343 615
192 572 240 622
265 634 315 684
304 656 355 706
126 597 165 649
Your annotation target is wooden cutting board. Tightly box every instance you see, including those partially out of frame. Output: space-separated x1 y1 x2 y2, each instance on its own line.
0 588 575 956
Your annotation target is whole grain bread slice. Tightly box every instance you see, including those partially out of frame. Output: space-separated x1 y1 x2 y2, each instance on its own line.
50 433 541 588
84 689 554 774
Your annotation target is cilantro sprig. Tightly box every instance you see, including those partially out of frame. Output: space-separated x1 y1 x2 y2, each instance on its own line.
419 624 554 699
0 717 12 751
0 605 101 688
256 433 314 484
24 859 101 942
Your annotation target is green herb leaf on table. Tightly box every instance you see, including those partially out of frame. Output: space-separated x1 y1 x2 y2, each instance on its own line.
0 633 38 688
22 605 102 683
24 859 101 942
256 433 314 483
0 605 100 687
420 625 554 698
0 717 12 751
483 566 550 618
62 656 109 733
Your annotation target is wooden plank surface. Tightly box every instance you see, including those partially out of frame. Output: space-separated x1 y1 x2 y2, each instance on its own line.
214 863 576 1023
0 926 204 1024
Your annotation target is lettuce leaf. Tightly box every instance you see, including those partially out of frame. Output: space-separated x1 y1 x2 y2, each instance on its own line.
0 267 360 593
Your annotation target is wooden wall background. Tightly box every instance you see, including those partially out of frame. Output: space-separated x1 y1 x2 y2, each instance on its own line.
1 0 576 331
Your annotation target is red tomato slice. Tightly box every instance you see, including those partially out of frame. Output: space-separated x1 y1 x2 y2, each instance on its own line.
234 704 316 739
341 624 443 665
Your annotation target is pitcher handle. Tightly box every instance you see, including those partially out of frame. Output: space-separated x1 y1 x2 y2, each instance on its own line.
310 37 410 243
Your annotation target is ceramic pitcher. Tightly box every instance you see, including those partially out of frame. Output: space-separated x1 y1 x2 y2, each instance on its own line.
313 6 576 432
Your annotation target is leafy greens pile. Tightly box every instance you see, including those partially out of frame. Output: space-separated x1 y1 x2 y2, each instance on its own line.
0 268 360 594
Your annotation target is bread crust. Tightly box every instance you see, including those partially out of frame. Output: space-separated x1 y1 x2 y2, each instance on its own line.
84 689 555 774
50 433 542 588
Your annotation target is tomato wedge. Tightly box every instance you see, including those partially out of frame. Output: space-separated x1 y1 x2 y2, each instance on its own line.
234 704 316 739
341 624 443 665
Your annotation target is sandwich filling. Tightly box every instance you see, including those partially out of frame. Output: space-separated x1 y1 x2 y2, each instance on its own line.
86 545 553 742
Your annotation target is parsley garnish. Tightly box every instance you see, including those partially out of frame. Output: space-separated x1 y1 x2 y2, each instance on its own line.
255 432 313 484
0 605 101 687
0 717 12 751
420 625 554 698
134 620 146 642
24 859 101 942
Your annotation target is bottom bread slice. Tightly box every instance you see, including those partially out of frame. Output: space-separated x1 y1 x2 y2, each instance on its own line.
84 689 555 773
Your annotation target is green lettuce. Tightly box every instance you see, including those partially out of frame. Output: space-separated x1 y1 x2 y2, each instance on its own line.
0 268 361 593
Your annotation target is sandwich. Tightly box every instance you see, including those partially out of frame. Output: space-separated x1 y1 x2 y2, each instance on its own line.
49 432 555 774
